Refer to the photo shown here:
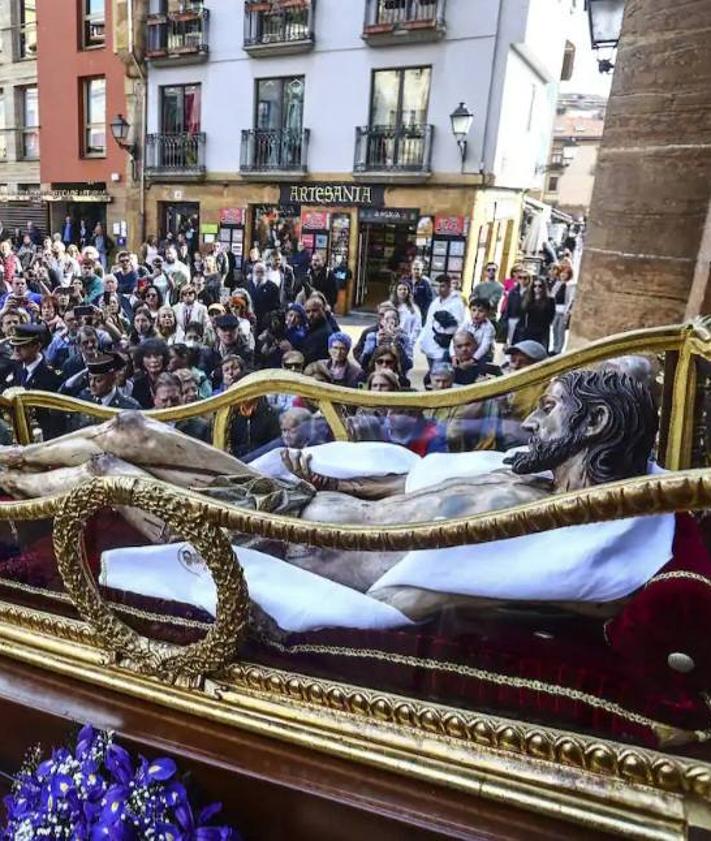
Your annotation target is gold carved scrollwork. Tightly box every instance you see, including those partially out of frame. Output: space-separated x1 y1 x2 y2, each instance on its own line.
52 477 250 681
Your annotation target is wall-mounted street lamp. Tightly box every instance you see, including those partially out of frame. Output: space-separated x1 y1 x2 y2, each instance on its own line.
585 0 625 73
450 102 474 171
110 114 140 181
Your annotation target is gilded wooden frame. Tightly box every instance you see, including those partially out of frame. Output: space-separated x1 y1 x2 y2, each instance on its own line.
0 320 708 838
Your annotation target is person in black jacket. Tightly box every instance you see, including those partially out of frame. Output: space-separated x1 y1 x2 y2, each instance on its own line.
131 338 171 409
301 296 334 365
307 253 338 309
514 277 555 351
77 354 141 409
8 323 63 439
246 261 281 331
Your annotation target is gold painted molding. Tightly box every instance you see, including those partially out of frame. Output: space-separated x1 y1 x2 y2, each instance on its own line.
0 608 700 841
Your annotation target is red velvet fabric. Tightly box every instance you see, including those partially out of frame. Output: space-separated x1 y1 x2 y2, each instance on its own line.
0 511 710 747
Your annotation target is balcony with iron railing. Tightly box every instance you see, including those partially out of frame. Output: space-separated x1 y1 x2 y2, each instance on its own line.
146 3 209 65
243 0 315 56
240 128 310 178
354 124 433 181
363 0 446 44
145 132 206 180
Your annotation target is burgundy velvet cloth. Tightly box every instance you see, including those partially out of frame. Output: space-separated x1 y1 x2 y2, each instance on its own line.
0 509 710 747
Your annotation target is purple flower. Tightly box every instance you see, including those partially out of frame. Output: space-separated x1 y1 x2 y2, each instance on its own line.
1 726 239 840
105 743 133 786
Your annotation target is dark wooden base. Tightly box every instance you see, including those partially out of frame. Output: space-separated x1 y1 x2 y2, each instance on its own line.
0 655 617 840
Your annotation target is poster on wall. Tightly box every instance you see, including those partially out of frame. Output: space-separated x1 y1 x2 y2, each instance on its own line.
219 208 246 226
434 215 468 237
302 210 330 231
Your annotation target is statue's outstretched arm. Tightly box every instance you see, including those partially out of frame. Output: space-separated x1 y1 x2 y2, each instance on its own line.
280 449 406 499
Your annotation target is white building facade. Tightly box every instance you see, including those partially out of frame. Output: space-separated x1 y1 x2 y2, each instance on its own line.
143 0 575 309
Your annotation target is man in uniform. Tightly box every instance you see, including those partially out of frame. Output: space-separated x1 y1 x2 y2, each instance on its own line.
77 354 141 410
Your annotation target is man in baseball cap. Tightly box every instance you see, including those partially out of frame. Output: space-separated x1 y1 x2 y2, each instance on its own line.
504 340 548 371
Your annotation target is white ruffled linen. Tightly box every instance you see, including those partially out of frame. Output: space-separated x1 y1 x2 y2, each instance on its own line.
100 542 413 633
250 440 421 483
373 459 674 604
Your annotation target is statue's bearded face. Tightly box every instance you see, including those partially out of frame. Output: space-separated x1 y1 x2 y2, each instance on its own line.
508 380 588 475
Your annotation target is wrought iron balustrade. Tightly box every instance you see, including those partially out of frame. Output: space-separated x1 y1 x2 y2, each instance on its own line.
240 128 310 173
243 1 315 53
145 132 206 177
363 0 445 41
146 5 209 63
354 124 433 174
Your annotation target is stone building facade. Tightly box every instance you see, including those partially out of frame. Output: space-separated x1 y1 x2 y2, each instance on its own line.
570 0 711 343
0 0 43 232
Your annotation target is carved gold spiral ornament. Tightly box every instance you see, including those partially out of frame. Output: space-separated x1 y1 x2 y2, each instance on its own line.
52 477 250 681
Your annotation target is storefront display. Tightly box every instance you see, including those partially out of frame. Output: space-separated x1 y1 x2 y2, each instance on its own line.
252 205 301 254
301 210 330 263
430 215 468 285
219 208 246 276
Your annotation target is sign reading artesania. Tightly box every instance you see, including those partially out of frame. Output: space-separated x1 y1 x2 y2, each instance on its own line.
280 183 385 207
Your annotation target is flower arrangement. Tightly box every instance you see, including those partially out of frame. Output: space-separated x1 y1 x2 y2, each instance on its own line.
1 725 239 840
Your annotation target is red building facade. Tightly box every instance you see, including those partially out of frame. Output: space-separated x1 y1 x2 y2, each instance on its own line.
36 0 132 244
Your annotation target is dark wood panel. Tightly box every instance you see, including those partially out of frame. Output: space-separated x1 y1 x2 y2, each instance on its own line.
0 655 618 841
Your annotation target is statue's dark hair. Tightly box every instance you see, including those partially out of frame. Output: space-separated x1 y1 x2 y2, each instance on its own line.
557 368 658 484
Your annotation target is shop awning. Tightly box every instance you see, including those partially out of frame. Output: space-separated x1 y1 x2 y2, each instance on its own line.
0 189 112 203
524 196 573 224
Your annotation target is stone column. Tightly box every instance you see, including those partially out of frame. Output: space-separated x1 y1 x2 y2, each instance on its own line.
569 0 711 344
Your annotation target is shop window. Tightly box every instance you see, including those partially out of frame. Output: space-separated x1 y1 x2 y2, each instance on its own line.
252 205 301 255
17 0 37 60
18 86 38 161
82 77 106 157
81 0 106 49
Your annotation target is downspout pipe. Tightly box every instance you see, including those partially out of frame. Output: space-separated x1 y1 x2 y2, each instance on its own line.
479 0 505 177
126 0 147 244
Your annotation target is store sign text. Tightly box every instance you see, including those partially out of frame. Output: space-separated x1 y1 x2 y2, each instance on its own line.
281 183 385 207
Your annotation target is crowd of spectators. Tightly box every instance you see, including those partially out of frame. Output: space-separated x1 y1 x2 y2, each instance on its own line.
0 221 575 458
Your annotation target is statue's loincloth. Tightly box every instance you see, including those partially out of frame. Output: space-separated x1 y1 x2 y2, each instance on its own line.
195 475 316 518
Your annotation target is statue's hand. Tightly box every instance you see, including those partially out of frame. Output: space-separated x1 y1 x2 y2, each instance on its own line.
281 449 337 491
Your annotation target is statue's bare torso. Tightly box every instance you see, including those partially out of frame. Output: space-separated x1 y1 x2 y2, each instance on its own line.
0 413 552 608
